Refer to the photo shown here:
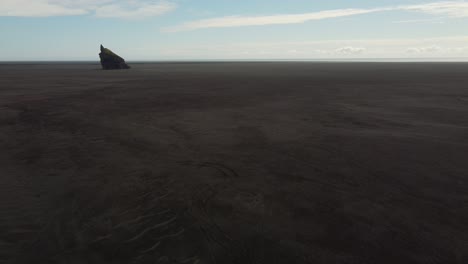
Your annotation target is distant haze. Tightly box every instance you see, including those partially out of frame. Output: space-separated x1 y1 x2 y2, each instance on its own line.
1 0 468 61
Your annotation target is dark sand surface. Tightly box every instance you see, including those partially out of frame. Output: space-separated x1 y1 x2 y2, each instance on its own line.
0 62 467 263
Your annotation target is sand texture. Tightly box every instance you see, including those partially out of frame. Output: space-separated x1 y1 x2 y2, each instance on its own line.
0 62 467 263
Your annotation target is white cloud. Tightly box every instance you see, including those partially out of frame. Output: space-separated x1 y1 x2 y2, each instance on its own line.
95 1 176 18
153 36 468 60
400 1 468 18
3 1 468 25
392 18 445 24
287 49 299 54
164 1 468 32
335 46 366 55
49 0 115 9
447 46 468 52
406 45 442 53
0 0 176 18
0 0 87 17
162 8 387 32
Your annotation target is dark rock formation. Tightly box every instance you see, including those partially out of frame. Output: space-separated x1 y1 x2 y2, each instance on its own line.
99 45 130 70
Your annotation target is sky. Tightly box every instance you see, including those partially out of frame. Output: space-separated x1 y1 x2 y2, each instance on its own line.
1 0 468 61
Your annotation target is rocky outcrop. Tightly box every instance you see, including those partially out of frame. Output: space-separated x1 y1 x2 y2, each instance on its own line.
99 45 130 70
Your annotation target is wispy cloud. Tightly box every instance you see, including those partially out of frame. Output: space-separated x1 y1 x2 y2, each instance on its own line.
392 18 445 24
94 1 176 18
0 0 87 17
400 1 468 18
406 45 443 53
163 8 387 32
164 1 468 32
0 0 176 18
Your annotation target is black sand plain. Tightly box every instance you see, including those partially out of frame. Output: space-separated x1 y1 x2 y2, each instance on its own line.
0 62 467 263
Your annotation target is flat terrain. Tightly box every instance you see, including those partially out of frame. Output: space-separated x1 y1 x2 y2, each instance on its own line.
0 62 467 264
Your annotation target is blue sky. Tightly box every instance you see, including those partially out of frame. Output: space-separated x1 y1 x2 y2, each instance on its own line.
1 0 468 60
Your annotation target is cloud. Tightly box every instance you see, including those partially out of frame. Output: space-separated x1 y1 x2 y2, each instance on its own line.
153 36 468 60
94 1 176 18
447 46 468 52
162 8 387 32
0 0 87 17
400 1 468 18
392 18 445 24
164 1 468 32
335 46 366 55
0 0 176 18
406 45 443 53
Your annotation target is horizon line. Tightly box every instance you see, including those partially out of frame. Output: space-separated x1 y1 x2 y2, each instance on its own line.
2 57 468 63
